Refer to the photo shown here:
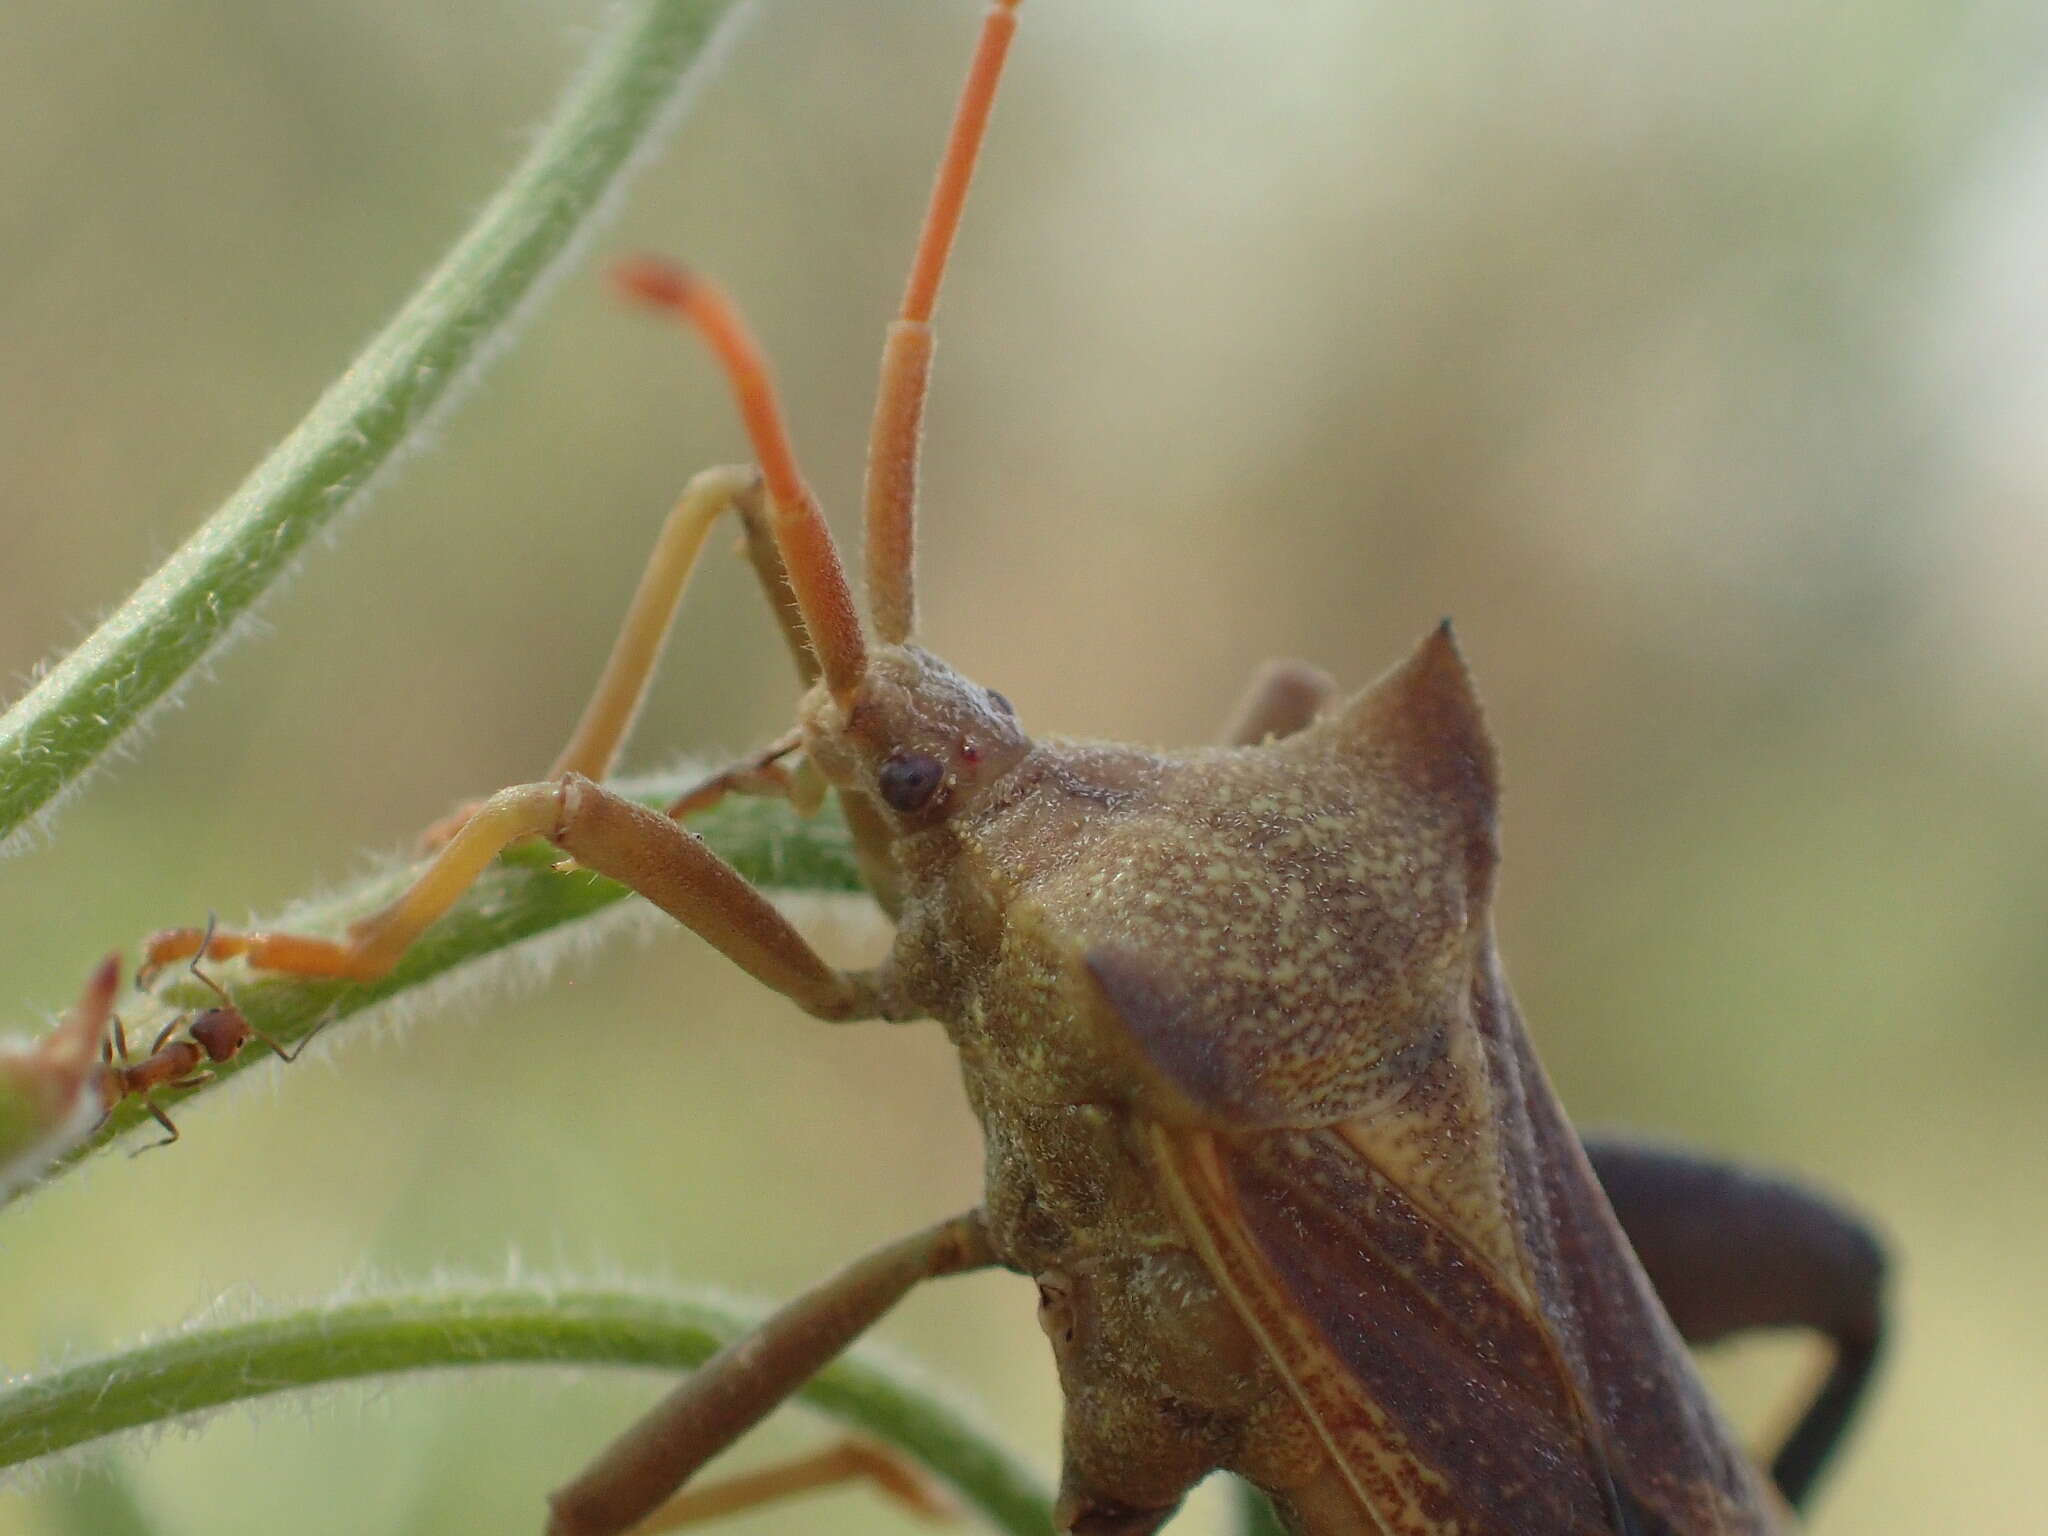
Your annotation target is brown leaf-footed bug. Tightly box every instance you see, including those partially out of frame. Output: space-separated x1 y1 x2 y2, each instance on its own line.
134 3 1887 1531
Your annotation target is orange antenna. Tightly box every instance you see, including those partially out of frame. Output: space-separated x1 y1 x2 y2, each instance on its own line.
865 0 1023 645
615 258 868 699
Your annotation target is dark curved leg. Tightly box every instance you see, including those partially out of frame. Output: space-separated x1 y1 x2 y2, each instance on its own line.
1584 1137 1887 1509
1217 659 1337 747
546 1211 994 1536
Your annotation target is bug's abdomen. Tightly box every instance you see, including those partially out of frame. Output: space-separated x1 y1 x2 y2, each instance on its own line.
959 1080 1327 1528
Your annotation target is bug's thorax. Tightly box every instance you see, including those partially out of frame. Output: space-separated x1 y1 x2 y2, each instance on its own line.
887 746 1337 1532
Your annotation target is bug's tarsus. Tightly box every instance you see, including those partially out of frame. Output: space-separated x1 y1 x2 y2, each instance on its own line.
661 727 809 820
1768 1323 1883 1509
137 749 892 1025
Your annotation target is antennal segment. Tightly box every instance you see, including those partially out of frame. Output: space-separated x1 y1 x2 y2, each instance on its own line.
865 0 1022 646
616 259 868 698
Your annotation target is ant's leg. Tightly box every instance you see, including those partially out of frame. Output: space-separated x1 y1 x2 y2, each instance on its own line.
1217 660 1337 747
630 1438 950 1532
130 1097 181 1154
547 1211 993 1536
1584 1138 1887 1510
251 1004 336 1065
144 777 886 1019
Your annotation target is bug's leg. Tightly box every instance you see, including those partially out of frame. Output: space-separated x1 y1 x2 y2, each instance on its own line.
627 1437 951 1532
419 466 786 851
727 478 821 693
142 777 889 1019
687 473 912 912
660 729 808 820
545 467 776 787
1216 659 1338 747
186 923 334 1064
546 1211 994 1536
619 272 918 910
1583 1137 1888 1509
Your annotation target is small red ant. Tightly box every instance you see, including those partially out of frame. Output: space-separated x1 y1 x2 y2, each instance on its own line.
98 917 324 1152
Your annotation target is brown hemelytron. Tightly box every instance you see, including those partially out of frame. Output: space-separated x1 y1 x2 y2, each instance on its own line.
132 5 1884 1532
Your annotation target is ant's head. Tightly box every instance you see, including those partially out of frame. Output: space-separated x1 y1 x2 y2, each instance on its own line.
186 1007 252 1065
799 644 1031 829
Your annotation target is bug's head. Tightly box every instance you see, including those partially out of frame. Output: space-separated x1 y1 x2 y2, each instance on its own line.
618 1 1027 832
798 643 1031 829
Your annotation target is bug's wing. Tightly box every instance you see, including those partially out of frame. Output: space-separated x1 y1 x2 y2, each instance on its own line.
1146 1121 1655 1534
1089 934 1780 1535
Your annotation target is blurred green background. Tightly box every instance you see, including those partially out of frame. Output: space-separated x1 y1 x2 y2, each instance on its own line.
3 0 2045 1531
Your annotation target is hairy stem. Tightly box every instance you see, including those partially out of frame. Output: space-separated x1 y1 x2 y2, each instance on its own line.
0 0 748 851
0 1284 1055 1536
13 775 860 1203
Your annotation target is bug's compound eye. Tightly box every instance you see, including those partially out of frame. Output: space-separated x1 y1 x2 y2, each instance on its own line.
877 750 946 813
1035 1271 1077 1351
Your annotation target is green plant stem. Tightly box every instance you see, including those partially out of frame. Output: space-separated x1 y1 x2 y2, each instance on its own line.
1234 1478 1289 1536
0 0 747 850
15 774 862 1203
0 1284 1055 1536
42 1462 158 1536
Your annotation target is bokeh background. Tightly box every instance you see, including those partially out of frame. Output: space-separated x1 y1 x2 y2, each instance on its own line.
3 0 2045 1531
